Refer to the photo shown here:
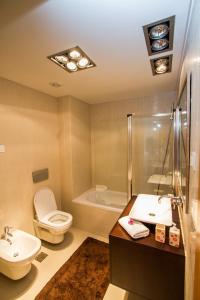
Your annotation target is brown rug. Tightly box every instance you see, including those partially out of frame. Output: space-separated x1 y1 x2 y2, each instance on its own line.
35 237 110 300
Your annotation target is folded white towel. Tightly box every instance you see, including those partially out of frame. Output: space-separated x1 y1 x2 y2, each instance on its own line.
118 216 150 239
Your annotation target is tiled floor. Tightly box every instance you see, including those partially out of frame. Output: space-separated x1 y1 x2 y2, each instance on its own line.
0 227 132 300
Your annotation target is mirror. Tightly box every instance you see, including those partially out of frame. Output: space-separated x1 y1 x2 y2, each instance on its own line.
178 75 191 213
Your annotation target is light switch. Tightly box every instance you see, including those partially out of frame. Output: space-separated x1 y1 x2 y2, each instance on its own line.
0 145 5 153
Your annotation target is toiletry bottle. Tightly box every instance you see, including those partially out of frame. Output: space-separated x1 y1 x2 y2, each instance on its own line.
169 223 180 248
155 224 166 243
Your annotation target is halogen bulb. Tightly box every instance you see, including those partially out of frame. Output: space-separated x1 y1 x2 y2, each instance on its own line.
155 64 168 74
66 61 77 72
69 50 81 60
77 57 90 68
55 55 68 64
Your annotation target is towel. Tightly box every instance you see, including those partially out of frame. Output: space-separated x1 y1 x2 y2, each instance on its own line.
118 216 150 239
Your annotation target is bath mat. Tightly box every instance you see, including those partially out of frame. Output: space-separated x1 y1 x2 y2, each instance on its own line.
35 237 110 300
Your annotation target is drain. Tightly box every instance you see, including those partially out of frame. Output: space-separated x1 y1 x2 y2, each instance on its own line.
148 212 156 217
13 252 19 257
35 252 48 262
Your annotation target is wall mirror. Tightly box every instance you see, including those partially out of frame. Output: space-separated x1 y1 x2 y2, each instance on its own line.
177 74 192 213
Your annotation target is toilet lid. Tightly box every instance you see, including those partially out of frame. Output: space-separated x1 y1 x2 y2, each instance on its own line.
34 188 58 221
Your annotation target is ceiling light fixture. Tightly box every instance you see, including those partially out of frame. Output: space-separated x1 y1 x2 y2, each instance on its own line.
155 58 168 67
150 54 173 76
151 38 169 52
54 55 68 64
149 24 169 40
66 61 78 72
48 46 96 73
69 50 81 60
155 64 168 74
77 57 90 68
143 16 175 56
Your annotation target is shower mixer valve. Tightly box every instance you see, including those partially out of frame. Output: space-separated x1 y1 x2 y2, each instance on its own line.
158 194 183 209
171 196 183 209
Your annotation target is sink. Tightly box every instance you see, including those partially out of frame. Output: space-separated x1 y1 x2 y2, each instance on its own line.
129 194 172 226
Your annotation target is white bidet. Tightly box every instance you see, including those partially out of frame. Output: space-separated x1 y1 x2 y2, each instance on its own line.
0 229 41 280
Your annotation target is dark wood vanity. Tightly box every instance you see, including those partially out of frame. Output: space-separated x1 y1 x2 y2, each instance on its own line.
109 197 185 300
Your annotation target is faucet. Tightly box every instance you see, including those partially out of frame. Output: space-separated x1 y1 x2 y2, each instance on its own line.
158 194 173 203
158 194 183 209
1 226 13 245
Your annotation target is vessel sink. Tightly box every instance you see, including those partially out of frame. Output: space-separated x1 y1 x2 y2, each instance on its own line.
129 194 172 226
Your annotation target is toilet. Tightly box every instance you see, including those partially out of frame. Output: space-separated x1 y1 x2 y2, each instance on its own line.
33 187 73 244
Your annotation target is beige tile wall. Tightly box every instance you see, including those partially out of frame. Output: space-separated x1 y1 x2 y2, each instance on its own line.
58 95 92 213
0 77 61 235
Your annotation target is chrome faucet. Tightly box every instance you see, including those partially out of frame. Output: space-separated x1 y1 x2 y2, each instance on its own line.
1 226 13 245
158 194 173 204
158 194 183 209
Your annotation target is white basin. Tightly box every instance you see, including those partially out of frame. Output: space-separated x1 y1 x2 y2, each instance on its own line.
0 229 41 280
129 194 172 226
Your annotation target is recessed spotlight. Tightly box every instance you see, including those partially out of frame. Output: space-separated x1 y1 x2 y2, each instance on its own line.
150 54 172 76
55 55 68 64
69 50 81 60
143 16 175 56
155 58 168 67
77 57 90 68
66 61 78 72
151 38 169 52
47 46 96 73
155 64 168 74
149 24 169 40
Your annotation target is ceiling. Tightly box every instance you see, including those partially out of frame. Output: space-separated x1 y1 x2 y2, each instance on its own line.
0 0 191 104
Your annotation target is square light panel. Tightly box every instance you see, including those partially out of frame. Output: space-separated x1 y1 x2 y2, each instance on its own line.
150 54 173 76
143 16 175 56
48 46 96 73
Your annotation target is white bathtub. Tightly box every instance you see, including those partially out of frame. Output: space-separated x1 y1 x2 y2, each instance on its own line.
73 188 127 212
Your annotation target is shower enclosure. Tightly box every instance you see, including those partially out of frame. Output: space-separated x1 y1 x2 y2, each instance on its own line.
91 102 174 205
127 112 174 201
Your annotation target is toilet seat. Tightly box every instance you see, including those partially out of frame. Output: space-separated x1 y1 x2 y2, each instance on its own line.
40 210 72 230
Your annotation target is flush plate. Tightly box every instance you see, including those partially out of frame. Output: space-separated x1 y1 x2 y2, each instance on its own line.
32 168 49 183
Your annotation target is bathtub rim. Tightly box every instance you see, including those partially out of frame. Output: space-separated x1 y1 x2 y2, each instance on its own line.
72 188 127 213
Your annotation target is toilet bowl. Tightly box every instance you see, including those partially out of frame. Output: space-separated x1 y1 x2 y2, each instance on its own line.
33 187 73 244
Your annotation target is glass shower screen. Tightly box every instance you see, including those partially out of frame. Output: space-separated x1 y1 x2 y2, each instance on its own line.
128 113 173 198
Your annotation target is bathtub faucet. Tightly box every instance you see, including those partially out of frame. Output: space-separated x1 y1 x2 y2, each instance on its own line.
2 226 13 245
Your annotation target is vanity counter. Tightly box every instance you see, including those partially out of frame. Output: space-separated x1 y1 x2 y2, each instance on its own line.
109 197 185 300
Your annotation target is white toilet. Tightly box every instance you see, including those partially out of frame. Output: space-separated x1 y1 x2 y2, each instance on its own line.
33 187 73 244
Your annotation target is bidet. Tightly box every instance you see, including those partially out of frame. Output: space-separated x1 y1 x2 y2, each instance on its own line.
0 228 41 280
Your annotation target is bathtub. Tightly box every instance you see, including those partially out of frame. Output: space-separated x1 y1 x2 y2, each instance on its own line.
73 188 127 212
